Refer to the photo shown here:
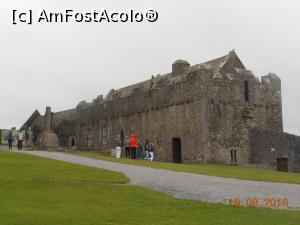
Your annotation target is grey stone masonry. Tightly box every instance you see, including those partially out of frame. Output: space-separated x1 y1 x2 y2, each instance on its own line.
20 51 300 172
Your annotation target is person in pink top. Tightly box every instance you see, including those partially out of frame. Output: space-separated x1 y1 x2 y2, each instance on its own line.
16 131 24 150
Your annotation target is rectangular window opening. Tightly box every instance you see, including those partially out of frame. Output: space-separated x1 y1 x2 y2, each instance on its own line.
101 127 108 145
244 80 249 101
230 150 237 163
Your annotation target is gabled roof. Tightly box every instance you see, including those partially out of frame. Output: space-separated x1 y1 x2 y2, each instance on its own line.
105 50 246 100
21 108 77 131
20 110 41 130
190 50 246 73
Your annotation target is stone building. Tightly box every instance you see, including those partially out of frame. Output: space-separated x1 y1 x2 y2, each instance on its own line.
21 51 300 172
0 128 17 146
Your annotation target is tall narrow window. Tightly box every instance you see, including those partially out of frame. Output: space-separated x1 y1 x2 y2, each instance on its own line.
244 80 249 101
234 150 237 163
101 127 108 145
230 150 237 163
87 129 93 147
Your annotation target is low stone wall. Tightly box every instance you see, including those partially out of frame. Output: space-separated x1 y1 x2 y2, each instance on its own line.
249 129 300 172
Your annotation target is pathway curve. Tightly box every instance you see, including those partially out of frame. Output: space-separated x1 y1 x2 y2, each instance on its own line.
19 150 300 209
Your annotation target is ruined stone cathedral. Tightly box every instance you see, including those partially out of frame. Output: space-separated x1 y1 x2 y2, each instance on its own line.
21 51 300 172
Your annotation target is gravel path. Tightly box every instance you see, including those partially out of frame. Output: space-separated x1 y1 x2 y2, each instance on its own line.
18 150 300 209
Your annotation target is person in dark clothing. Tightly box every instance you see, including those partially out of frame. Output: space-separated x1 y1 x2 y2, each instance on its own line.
7 131 14 150
129 133 136 159
148 143 154 161
136 140 143 160
124 136 130 158
144 140 150 160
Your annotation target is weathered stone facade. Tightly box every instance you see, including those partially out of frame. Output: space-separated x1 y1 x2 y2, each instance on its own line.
249 130 300 172
21 51 300 172
38 107 60 148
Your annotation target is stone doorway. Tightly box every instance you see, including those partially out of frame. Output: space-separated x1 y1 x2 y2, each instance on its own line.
172 137 182 163
277 158 288 172
70 137 76 147
120 129 125 147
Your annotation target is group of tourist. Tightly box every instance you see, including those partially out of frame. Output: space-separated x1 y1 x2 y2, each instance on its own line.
121 134 154 161
6 130 24 150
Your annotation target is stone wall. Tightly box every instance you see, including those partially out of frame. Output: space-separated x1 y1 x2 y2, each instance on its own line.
54 120 77 147
249 129 300 172
76 69 210 162
75 51 287 165
20 51 299 171
21 109 77 147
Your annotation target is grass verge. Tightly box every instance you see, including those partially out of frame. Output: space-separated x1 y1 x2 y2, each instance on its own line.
0 151 299 225
73 151 300 185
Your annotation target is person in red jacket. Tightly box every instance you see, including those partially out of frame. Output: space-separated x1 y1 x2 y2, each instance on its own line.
129 133 137 159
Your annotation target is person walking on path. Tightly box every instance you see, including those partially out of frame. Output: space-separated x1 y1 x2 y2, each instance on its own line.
16 131 24 151
148 143 154 161
136 140 143 160
124 136 130 158
7 131 14 150
115 135 122 159
144 140 150 160
129 133 137 159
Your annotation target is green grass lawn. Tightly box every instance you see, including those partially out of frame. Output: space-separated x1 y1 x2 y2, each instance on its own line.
73 151 300 184
0 151 299 225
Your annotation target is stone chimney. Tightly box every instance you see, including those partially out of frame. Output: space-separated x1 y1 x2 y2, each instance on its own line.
172 59 190 77
39 106 59 148
44 106 52 131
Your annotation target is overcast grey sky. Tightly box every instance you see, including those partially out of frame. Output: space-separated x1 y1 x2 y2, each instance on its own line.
0 0 299 135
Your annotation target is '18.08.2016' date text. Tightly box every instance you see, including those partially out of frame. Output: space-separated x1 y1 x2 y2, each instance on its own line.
226 198 289 208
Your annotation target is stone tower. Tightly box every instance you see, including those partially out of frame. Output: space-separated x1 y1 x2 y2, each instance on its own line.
39 106 59 148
